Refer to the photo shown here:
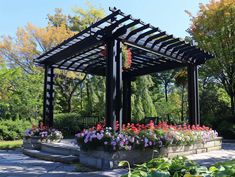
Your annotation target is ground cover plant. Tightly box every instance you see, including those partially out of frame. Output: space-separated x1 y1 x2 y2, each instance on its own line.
120 156 235 177
0 140 23 150
75 121 218 151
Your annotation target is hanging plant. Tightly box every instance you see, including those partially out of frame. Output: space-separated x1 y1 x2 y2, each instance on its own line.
100 43 132 70
122 44 132 70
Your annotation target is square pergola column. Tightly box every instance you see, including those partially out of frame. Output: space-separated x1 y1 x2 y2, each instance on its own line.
187 64 200 125
43 66 54 127
105 39 123 130
123 77 131 124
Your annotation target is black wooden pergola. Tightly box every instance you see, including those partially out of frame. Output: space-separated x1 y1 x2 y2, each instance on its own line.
35 8 213 130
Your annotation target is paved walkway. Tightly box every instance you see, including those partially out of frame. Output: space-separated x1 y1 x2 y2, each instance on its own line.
187 143 235 166
0 143 234 177
0 149 127 177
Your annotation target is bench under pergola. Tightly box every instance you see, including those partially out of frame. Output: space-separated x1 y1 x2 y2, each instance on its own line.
35 8 213 130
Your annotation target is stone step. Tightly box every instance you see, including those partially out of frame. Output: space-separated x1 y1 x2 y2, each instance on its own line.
41 142 80 156
23 149 79 164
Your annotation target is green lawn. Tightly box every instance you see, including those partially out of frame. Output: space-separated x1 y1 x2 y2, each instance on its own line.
0 140 23 150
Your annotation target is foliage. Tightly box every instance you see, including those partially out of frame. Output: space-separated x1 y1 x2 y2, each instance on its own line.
48 5 105 115
0 23 74 73
47 3 105 31
54 113 101 136
132 76 157 120
120 156 235 177
0 140 23 150
0 119 31 140
175 69 188 121
75 121 218 151
187 0 235 116
0 64 43 121
216 118 235 139
0 4 106 122
54 113 82 136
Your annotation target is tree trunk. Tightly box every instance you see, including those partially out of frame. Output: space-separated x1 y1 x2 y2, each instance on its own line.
164 83 168 102
67 98 71 112
86 82 92 115
80 86 83 111
231 94 235 116
181 86 185 122
164 83 170 122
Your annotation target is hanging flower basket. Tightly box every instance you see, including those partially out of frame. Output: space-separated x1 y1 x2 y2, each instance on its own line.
122 44 132 70
100 43 132 70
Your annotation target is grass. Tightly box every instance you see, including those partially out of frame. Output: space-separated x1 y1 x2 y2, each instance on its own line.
0 140 23 150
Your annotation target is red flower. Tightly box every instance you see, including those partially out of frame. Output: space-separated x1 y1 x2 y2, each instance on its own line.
96 123 103 131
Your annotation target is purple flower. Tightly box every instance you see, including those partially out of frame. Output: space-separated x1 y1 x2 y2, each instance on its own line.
144 137 149 144
97 133 103 140
111 141 117 146
120 141 124 147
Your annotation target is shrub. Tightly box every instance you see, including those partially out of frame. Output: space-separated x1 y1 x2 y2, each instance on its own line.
54 113 101 136
216 120 235 139
54 113 82 137
0 119 31 140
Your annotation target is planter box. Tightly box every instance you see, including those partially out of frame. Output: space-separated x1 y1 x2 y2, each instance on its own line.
80 148 154 170
79 137 222 170
23 136 42 150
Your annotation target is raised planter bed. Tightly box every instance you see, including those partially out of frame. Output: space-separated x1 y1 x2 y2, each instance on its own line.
79 137 222 170
23 136 42 150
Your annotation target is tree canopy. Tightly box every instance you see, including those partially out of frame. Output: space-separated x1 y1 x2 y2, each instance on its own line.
187 0 235 116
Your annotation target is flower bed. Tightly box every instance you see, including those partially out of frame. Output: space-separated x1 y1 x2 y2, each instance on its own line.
76 121 218 151
76 121 221 169
23 124 63 150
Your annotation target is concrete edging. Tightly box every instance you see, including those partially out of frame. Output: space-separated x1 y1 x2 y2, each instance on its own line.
80 137 222 170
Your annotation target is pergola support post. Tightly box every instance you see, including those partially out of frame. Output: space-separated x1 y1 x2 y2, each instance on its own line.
106 39 122 131
187 64 200 125
116 40 123 130
123 77 131 124
43 66 54 127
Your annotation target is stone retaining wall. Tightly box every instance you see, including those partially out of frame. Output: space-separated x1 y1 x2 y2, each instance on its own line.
23 137 41 150
80 137 222 170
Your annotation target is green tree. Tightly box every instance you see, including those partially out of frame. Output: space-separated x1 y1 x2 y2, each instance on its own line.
132 76 157 120
152 70 177 102
0 63 42 121
48 3 104 31
175 69 188 121
187 0 235 117
47 5 105 114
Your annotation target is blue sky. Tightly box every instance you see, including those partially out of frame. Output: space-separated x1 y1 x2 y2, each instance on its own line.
0 0 210 38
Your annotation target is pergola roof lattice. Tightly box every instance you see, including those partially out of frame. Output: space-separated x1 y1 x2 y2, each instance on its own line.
35 7 213 77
